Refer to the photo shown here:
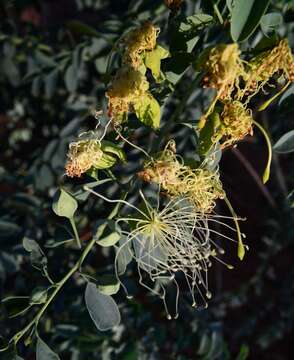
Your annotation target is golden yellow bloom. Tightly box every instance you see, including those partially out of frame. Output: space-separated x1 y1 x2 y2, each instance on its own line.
122 22 159 68
65 139 103 178
138 142 225 213
201 43 246 100
106 66 149 122
243 39 294 97
216 101 253 148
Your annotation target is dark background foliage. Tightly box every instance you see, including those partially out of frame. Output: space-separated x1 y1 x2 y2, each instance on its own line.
0 0 294 359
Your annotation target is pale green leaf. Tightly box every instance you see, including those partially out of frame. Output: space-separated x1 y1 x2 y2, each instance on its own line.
97 275 120 295
36 338 60 360
273 130 294 154
52 189 78 219
231 0 270 42
85 282 121 331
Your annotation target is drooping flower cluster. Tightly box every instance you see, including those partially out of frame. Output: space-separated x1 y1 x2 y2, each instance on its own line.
65 139 104 177
198 40 293 175
241 39 294 98
217 101 254 148
200 43 246 100
106 22 162 124
122 22 159 69
138 141 225 213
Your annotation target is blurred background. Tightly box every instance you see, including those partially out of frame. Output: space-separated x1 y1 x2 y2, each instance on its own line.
0 0 294 359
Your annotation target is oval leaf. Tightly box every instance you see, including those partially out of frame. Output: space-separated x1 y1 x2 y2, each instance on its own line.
134 94 161 129
273 130 294 154
97 231 121 247
97 275 120 295
52 189 78 219
231 0 270 42
36 338 60 360
85 282 121 331
260 12 283 34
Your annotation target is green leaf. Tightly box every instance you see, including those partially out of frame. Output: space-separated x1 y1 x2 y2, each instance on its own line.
97 275 120 295
134 94 161 129
65 63 78 93
144 45 169 81
163 52 194 84
170 13 212 53
97 231 121 247
94 152 117 169
52 189 78 219
23 238 48 271
261 12 283 34
29 287 48 305
85 282 121 331
236 344 250 360
66 20 101 38
36 338 60 360
101 141 126 162
273 130 294 154
231 0 270 42
198 111 222 156
116 235 133 275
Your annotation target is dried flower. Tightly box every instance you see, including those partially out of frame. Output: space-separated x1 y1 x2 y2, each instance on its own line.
106 66 149 122
242 39 294 98
138 141 225 212
200 43 246 100
122 22 159 69
65 139 104 177
216 101 253 148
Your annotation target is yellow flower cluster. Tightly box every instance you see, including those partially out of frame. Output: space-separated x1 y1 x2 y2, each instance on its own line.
122 22 159 69
241 39 294 98
138 142 225 213
201 44 246 100
216 101 254 148
199 40 294 150
106 67 149 122
107 22 160 124
65 139 103 178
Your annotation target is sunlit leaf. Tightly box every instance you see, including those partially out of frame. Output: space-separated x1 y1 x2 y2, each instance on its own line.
134 94 161 129
97 275 120 295
144 45 169 81
52 189 78 219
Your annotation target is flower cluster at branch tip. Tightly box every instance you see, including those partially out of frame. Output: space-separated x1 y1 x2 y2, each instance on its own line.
217 101 254 148
107 22 162 125
201 43 246 100
106 66 149 122
65 139 103 178
122 21 159 69
242 39 294 98
138 141 225 213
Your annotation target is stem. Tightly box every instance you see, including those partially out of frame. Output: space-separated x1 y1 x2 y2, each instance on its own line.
223 196 246 261
252 119 272 184
212 1 224 25
153 74 202 152
7 205 120 348
258 81 291 112
69 217 81 248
